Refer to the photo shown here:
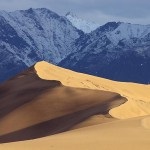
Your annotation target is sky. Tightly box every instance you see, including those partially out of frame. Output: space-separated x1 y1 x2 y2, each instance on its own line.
0 0 150 25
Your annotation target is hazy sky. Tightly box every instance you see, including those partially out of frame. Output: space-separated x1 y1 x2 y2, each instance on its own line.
0 0 150 25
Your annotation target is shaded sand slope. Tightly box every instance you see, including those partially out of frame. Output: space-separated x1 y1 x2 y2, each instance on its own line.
35 61 150 119
0 65 126 143
0 116 150 150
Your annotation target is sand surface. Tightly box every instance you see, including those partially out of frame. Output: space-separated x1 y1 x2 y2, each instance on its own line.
0 61 150 149
0 116 150 150
35 61 150 119
0 63 126 143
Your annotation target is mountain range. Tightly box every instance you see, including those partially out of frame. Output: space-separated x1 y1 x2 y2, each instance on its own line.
0 8 82 82
0 8 150 84
60 22 150 84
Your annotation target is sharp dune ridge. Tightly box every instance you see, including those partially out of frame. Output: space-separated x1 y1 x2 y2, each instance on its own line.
0 62 126 143
0 61 150 149
35 61 150 119
0 67 62 119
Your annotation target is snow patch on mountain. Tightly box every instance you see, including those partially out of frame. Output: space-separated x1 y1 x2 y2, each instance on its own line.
107 23 150 45
65 12 100 33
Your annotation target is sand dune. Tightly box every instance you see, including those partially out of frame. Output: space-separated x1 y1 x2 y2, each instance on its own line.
0 64 126 143
0 116 150 150
0 61 150 148
35 61 150 119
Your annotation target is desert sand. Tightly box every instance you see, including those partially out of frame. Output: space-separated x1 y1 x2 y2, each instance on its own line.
35 61 150 119
0 116 150 150
0 61 150 149
0 63 126 143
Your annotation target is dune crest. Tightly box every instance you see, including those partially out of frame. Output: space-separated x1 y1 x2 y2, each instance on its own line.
0 63 126 143
35 61 150 119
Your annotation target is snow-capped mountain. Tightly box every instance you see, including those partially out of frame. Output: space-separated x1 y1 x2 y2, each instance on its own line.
65 12 99 33
1 8 150 84
0 8 82 82
59 22 150 84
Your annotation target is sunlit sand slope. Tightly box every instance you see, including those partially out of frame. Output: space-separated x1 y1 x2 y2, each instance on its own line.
35 61 150 119
0 64 125 143
0 116 150 150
